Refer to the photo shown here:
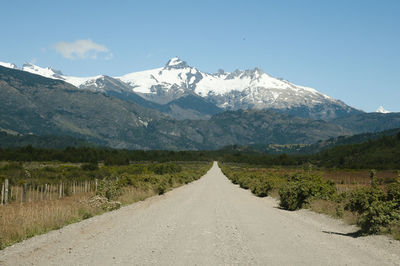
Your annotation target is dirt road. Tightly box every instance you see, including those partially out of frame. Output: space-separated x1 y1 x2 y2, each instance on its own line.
1 162 399 265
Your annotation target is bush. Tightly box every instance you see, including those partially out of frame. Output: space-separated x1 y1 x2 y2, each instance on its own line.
230 173 240 184
251 179 272 197
157 183 167 195
96 179 121 200
386 180 400 208
151 163 182 175
81 162 99 171
279 172 336 211
358 200 400 234
346 187 385 214
239 176 252 189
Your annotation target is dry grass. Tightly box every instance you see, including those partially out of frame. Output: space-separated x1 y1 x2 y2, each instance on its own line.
390 224 400 240
118 187 155 205
0 193 101 249
308 199 358 225
0 188 158 249
0 162 212 249
321 169 398 186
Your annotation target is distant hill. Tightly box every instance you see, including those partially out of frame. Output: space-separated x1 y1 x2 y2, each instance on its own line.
217 130 400 170
219 128 400 155
302 127 400 154
315 131 400 169
0 131 93 149
331 112 400 134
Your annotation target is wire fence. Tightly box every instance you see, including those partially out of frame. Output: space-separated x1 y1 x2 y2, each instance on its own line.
0 179 98 205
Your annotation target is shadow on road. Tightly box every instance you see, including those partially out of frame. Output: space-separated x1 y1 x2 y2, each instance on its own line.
322 230 363 238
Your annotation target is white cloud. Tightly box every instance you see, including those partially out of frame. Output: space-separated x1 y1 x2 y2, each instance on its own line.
55 39 112 60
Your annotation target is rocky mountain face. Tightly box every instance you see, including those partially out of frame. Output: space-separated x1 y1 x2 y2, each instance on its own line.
2 58 362 120
0 65 358 150
0 66 167 149
116 58 362 120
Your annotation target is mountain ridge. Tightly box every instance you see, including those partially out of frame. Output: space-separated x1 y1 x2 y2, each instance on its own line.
0 65 358 150
0 58 362 120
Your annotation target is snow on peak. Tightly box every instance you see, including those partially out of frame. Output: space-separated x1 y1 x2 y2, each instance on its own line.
22 63 64 79
0 61 18 69
376 106 390 113
6 57 345 114
18 62 102 88
165 57 188 69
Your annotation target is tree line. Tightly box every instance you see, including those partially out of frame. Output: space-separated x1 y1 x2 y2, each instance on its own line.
0 132 399 170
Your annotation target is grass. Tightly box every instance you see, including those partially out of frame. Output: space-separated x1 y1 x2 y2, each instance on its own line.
0 193 100 249
308 199 358 225
0 161 212 249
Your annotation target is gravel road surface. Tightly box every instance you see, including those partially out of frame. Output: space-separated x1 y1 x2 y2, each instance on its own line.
1 162 399 265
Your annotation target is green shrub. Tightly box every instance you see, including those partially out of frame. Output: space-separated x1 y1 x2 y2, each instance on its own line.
230 173 240 184
157 182 167 195
251 179 272 197
96 179 121 200
279 172 336 211
358 200 400 234
346 187 385 214
81 162 99 171
386 181 400 208
104 157 129 166
239 176 252 189
151 163 182 175
1 162 23 170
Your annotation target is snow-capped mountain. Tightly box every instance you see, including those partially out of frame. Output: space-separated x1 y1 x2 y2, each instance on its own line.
21 63 102 88
376 106 390 114
0 62 18 69
116 57 360 119
0 61 101 88
0 58 362 120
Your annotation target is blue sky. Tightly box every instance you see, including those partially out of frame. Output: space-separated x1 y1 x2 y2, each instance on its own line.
1 0 399 112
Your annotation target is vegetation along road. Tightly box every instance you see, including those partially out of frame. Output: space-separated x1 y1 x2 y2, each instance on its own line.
1 162 399 265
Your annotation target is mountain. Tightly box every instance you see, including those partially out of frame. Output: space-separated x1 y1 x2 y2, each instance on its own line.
0 131 93 149
21 62 100 87
3 62 220 120
0 62 18 69
0 65 353 150
376 106 390 113
331 112 400 134
1 58 362 120
116 57 361 120
0 65 168 149
78 75 222 120
173 109 352 149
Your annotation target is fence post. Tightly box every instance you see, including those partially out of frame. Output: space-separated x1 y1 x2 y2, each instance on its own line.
1 181 4 205
15 186 18 204
29 185 32 202
44 184 47 200
23 184 27 202
59 182 62 199
95 179 98 192
4 179 8 204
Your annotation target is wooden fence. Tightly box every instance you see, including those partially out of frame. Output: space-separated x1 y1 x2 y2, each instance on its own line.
0 179 98 205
